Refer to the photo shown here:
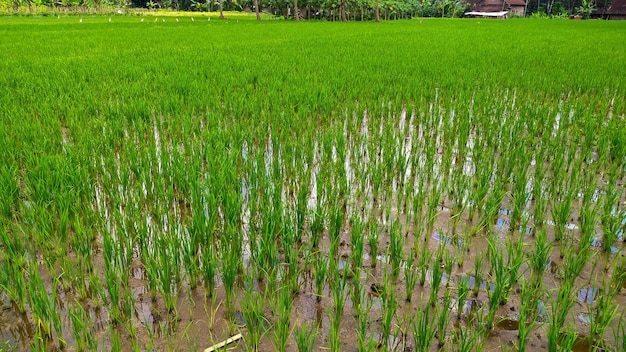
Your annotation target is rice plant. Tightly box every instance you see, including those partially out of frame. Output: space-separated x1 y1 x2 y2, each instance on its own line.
294 322 318 352
241 276 268 351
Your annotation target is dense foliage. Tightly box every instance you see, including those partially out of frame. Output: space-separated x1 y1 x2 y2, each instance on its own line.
0 0 472 19
1 0 613 18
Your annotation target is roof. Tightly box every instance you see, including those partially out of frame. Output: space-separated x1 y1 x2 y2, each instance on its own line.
470 0 526 12
607 0 626 14
465 10 509 16
474 4 507 11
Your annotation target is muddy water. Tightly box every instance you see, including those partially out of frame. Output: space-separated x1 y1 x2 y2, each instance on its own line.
2 194 625 351
2 111 626 352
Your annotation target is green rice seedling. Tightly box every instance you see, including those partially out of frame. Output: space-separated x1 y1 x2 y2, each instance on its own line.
589 281 619 347
122 289 136 324
181 231 200 290
351 264 363 317
455 231 471 268
241 278 268 351
328 255 347 351
547 280 575 352
201 240 217 297
182 320 199 351
0 256 27 313
452 318 481 352
294 322 318 352
412 297 436 352
410 178 427 239
481 179 506 232
380 269 397 350
295 181 309 245
371 163 384 206
28 263 59 339
429 245 445 307
0 164 19 220
611 255 626 294
469 165 491 227
418 247 431 287
329 258 347 331
562 235 592 284
517 279 538 352
157 233 182 313
272 287 292 352
503 233 524 304
328 313 341 352
404 252 418 303
578 195 599 252
367 221 379 269
69 301 96 351
61 257 88 300
314 254 328 302
355 293 374 351
203 292 222 333
448 177 468 238
443 247 455 289
488 233 510 306
436 288 452 348
72 219 94 274
529 227 552 287
472 253 485 297
613 312 626 352
389 221 403 282
87 271 104 310
550 187 574 242
456 275 470 321
485 267 503 331
30 329 46 352
220 234 239 317
259 218 280 281
281 226 301 295
425 185 441 237
329 202 343 260
350 215 365 274
510 164 531 236
554 325 577 352
142 254 159 302
310 207 325 251
531 168 548 237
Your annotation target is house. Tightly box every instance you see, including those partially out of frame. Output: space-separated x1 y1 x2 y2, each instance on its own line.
465 0 527 17
597 0 626 19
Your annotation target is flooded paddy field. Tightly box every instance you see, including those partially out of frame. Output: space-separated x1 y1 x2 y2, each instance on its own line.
0 16 625 352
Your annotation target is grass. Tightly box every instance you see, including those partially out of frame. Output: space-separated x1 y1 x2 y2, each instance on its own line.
0 16 625 352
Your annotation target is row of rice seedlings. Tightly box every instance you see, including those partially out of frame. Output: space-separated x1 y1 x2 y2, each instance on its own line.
1 84 624 351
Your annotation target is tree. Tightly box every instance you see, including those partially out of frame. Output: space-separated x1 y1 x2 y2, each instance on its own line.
254 0 261 19
294 0 301 19
374 0 380 20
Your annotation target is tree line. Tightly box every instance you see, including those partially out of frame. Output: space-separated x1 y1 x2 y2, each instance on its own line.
1 0 609 22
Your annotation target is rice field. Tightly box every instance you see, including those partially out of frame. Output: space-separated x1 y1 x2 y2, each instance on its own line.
0 16 625 352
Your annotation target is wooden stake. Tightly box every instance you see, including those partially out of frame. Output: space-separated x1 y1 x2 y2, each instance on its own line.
204 333 243 352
